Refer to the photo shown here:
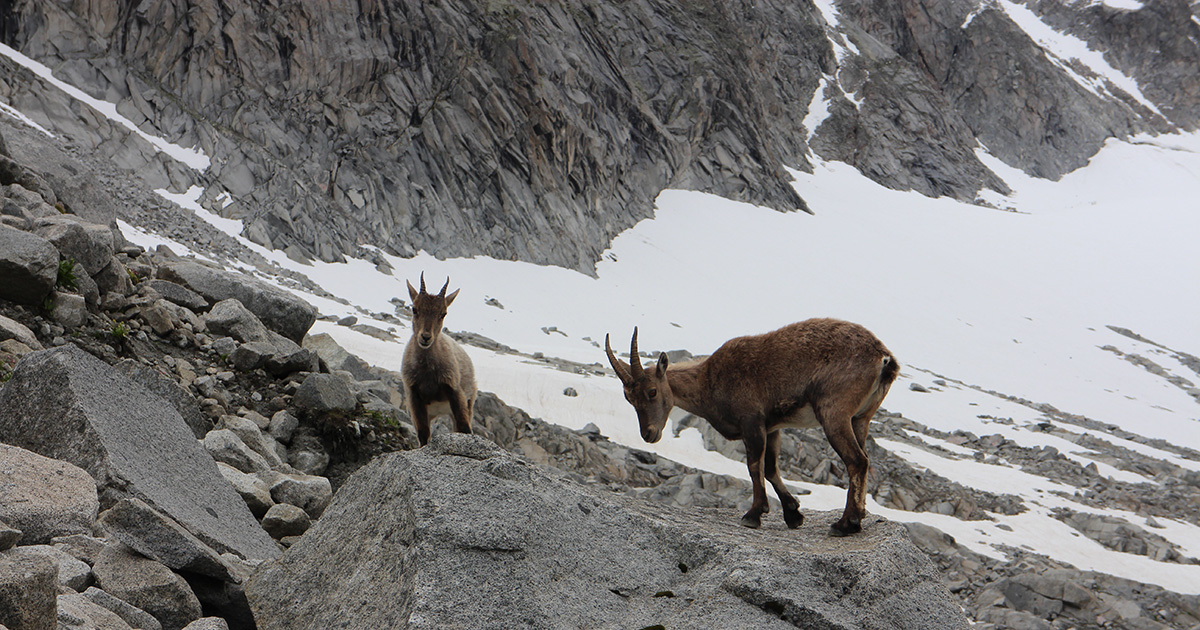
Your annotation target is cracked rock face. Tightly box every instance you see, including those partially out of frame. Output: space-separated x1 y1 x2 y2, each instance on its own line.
4 0 1193 271
246 433 968 630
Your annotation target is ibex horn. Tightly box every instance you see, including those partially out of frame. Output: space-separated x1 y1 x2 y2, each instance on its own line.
629 327 644 377
419 272 427 294
605 334 631 384
439 278 450 298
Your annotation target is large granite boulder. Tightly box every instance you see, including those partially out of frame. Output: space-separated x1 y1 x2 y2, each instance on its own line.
0 345 279 562
0 444 99 544
247 434 968 630
113 359 209 439
32 216 114 275
158 261 316 343
0 224 57 306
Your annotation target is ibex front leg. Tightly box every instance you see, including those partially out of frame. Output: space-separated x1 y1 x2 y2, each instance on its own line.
447 386 473 435
740 422 770 529
406 384 432 447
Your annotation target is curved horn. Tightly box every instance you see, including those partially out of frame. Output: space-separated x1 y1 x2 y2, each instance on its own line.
419 272 427 294
605 334 631 384
439 278 450 298
629 327 644 377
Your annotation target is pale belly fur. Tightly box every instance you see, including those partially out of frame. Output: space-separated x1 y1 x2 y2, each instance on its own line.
771 404 820 431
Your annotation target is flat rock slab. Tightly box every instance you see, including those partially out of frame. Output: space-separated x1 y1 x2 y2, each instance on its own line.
0 443 99 544
247 434 968 630
0 345 279 562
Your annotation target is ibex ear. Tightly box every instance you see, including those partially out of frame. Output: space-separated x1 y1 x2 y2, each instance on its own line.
445 288 460 306
656 352 669 377
407 280 419 303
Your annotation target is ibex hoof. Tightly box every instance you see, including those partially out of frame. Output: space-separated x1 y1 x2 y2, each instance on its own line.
829 519 862 537
739 513 762 529
784 509 804 529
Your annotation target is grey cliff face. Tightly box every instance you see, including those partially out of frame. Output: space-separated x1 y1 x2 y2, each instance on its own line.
1 0 1194 271
1 0 835 272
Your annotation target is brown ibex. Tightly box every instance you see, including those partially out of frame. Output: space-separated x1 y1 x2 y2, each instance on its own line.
606 318 898 536
402 274 477 446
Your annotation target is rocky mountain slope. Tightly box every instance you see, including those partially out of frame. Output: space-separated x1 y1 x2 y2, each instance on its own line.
3 0 1195 272
3 129 1199 628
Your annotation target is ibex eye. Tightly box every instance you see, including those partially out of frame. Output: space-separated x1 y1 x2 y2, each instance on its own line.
648 389 658 399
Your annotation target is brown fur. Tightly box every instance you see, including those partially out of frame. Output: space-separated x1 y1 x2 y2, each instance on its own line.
606 318 898 535
401 274 477 446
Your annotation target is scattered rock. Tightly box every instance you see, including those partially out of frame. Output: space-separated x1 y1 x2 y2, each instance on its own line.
0 224 57 306
81 586 162 630
259 504 310 540
2 544 92 592
51 292 88 328
141 280 208 312
0 345 280 561
215 463 274 518
181 619 230 630
0 443 99 544
56 591 136 630
267 474 332 519
292 373 357 416
158 261 316 343
92 545 203 630
0 551 56 630
98 498 241 582
0 314 41 350
0 521 19 551
203 430 271 475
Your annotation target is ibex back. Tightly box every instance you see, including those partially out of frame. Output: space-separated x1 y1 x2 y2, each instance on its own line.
606 318 898 536
402 274 477 446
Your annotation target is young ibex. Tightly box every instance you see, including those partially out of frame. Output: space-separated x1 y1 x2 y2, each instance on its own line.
606 318 898 536
402 274 477 446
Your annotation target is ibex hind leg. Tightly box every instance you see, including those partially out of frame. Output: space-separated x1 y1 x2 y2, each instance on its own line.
820 407 870 536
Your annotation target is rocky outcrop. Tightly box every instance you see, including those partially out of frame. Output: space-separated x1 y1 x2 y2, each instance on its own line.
834 0 1185 180
0 345 280 562
247 433 968 630
4 0 1194 273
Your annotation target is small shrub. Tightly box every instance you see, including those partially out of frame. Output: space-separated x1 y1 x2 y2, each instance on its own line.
110 322 130 340
127 268 141 284
57 258 78 290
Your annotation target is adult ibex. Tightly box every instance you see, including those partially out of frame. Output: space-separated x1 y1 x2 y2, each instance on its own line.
402 274 477 446
606 318 898 536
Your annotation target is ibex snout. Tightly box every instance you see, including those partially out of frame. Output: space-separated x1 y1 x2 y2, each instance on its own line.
419 331 434 348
